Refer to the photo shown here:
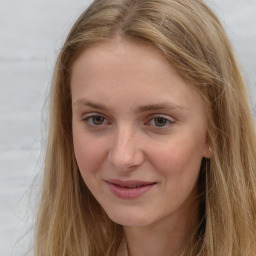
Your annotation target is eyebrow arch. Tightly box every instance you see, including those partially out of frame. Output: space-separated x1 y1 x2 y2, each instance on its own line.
135 103 186 113
73 98 186 113
73 99 110 111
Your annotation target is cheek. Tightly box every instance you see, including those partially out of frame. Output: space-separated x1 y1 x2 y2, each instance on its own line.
72 128 107 178
149 134 205 178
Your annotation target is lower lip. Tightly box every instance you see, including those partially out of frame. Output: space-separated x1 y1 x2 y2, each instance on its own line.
106 182 156 199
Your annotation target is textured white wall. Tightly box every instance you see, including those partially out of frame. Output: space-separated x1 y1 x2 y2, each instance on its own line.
0 0 255 255
206 0 256 101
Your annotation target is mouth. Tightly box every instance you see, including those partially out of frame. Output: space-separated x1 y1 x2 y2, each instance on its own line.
105 179 157 199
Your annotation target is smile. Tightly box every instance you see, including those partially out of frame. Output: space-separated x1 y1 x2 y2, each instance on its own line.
105 179 157 199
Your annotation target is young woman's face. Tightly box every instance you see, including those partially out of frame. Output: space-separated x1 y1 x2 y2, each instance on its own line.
71 39 211 227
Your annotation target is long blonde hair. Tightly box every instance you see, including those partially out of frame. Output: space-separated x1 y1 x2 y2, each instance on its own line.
35 0 256 255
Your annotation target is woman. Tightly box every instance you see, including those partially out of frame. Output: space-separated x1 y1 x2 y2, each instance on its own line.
35 0 256 255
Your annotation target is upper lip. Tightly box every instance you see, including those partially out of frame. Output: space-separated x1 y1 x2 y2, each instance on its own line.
106 179 157 187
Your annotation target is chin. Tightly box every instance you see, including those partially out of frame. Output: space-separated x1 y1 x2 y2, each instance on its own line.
105 207 152 227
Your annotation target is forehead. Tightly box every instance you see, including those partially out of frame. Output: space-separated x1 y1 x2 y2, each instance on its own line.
71 38 183 93
70 39 204 115
71 38 170 80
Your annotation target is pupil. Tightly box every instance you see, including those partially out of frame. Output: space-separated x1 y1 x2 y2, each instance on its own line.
93 116 104 125
155 117 166 127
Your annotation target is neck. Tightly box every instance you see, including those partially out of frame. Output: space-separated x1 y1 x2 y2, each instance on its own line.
123 198 199 256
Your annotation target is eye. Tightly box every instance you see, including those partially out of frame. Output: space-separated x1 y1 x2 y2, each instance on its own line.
147 115 174 128
82 114 109 126
152 117 169 127
90 115 105 125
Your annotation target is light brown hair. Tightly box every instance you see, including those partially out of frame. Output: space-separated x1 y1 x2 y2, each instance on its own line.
35 0 256 255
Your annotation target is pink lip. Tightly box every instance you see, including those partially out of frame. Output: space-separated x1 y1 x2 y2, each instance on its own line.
105 179 157 199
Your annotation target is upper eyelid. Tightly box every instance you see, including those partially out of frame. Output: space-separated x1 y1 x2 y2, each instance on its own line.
82 112 109 122
147 113 175 121
82 112 107 119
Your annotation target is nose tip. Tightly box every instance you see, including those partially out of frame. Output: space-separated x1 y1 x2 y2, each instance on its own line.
108 149 144 171
107 131 144 172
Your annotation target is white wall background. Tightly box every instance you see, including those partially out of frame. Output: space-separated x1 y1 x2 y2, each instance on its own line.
0 0 255 255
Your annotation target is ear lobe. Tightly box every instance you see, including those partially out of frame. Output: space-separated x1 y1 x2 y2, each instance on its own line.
203 144 213 159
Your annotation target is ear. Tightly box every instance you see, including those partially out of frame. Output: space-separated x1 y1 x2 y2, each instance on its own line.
203 143 213 159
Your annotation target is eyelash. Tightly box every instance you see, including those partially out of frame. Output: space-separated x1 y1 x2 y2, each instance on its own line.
82 113 174 129
82 113 110 126
147 116 174 128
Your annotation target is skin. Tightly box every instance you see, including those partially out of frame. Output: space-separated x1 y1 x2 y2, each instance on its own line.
71 38 211 256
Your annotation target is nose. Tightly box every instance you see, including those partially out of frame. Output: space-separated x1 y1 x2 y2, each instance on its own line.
107 126 145 172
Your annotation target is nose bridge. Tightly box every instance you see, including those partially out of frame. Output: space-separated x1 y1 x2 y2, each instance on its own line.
108 123 144 171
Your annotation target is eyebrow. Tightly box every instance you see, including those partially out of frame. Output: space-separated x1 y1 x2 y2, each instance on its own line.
73 99 186 113
73 99 110 111
135 103 186 113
